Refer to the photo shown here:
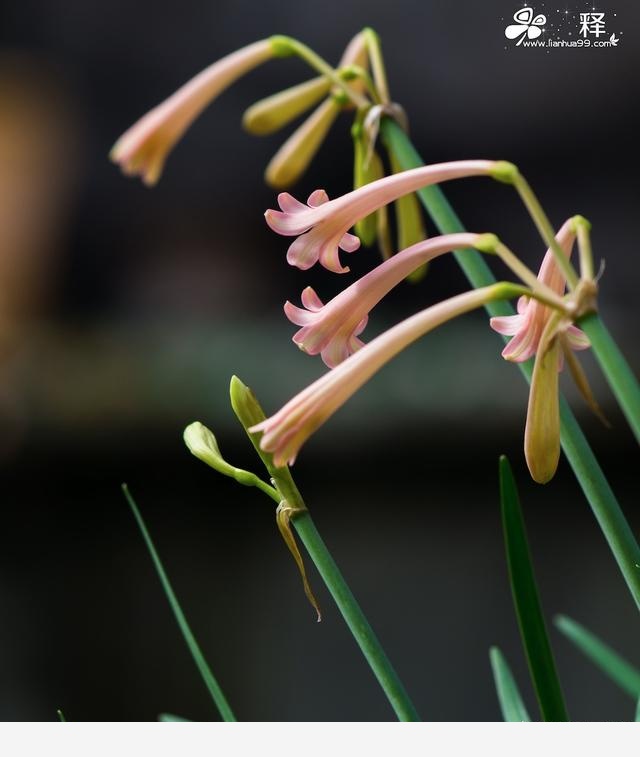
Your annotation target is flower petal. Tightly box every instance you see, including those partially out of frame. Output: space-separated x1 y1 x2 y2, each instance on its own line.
490 314 523 336
284 300 316 326
300 286 324 311
318 243 350 274
286 232 321 270
339 231 361 253
277 192 309 213
565 325 590 351
307 189 329 207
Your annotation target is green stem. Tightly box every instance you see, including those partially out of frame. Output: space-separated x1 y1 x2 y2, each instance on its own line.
579 314 640 444
380 117 640 610
292 511 421 721
230 376 420 721
272 36 370 109
363 28 391 104
511 173 580 291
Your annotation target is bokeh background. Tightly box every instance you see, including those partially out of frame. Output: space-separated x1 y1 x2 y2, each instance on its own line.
0 0 637 722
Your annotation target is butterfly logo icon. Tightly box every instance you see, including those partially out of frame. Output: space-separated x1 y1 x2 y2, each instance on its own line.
505 7 547 46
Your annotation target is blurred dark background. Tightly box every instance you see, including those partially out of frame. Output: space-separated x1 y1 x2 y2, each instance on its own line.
0 0 637 722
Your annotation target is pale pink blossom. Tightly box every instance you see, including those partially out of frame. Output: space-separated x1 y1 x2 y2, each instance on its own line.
265 160 498 273
489 219 590 362
251 283 515 467
285 232 482 367
111 40 275 186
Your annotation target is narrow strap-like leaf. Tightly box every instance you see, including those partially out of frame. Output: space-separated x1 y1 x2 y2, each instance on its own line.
489 647 531 722
381 117 640 613
122 484 236 722
555 614 640 699
57 709 66 722
499 457 568 721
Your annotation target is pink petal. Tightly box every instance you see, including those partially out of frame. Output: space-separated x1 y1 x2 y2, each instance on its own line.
292 325 312 348
321 339 350 369
307 189 329 207
353 315 368 337
318 243 350 274
284 301 316 326
339 231 361 253
566 325 590 351
517 296 529 315
490 314 523 337
264 208 313 236
277 192 308 213
300 286 324 312
286 232 320 270
501 328 537 362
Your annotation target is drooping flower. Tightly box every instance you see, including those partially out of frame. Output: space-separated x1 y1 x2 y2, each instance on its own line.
251 282 523 467
489 219 590 361
110 40 276 186
490 219 594 484
265 160 499 273
285 232 483 367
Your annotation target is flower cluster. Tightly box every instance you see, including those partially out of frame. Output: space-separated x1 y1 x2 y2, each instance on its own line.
112 34 599 484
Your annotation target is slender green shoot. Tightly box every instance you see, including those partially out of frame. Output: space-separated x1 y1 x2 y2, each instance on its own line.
122 484 236 722
499 457 568 721
57 709 66 722
554 614 640 699
489 647 531 722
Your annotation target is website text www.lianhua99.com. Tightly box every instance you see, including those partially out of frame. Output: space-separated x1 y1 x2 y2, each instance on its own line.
522 38 618 48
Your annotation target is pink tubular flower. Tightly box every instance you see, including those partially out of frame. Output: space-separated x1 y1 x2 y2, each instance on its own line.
251 283 516 467
265 160 499 273
489 219 590 362
285 232 483 367
110 40 275 186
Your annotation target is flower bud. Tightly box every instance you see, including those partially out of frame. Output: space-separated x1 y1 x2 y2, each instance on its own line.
183 421 256 486
242 76 331 136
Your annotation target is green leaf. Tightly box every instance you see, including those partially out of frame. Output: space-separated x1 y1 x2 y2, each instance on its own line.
499 456 568 721
381 117 640 613
636 698 640 722
57 709 66 722
489 647 531 722
122 484 236 722
554 614 640 699
158 713 192 722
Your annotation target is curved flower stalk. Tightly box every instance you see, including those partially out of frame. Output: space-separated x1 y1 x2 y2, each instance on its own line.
110 40 277 186
265 160 500 273
263 32 369 188
285 232 485 367
251 282 530 467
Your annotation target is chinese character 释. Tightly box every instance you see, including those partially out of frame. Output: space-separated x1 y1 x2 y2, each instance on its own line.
579 12 606 38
